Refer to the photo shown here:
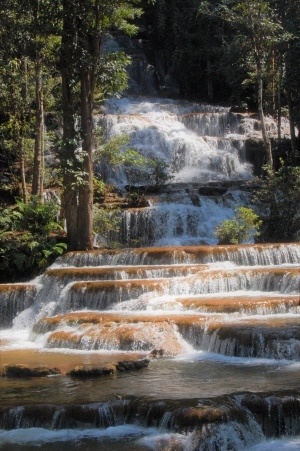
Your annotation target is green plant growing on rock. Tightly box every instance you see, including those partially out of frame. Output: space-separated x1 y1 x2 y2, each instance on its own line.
95 133 152 183
148 158 174 189
215 206 262 245
93 177 107 203
93 205 122 248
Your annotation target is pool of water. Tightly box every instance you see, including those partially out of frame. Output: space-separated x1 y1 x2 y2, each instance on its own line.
1 348 300 406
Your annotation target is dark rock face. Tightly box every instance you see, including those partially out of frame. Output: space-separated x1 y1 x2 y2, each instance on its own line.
67 363 117 378
198 186 228 196
2 364 61 378
67 359 150 378
1 359 150 379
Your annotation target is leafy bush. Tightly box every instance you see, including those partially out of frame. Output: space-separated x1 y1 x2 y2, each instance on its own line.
126 192 149 208
93 177 107 202
95 133 172 190
0 196 62 237
253 164 300 241
93 205 122 247
148 158 174 188
0 196 67 282
0 233 67 282
215 206 262 244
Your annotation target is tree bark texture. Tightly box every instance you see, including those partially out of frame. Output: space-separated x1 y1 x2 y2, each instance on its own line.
77 71 94 250
257 60 273 168
31 57 44 199
61 0 80 249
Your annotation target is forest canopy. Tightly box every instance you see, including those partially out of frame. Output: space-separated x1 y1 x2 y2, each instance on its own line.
0 0 299 276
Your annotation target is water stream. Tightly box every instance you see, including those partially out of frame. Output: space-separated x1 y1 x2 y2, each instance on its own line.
0 97 299 450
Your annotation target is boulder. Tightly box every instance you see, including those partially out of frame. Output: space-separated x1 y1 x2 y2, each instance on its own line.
67 359 150 378
2 364 61 378
67 363 117 378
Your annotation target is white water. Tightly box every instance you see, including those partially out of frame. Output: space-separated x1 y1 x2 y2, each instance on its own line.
1 427 299 451
247 437 300 450
119 190 251 246
1 97 299 451
97 96 253 187
95 95 269 247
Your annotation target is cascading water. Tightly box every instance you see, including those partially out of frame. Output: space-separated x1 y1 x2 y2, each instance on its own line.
99 96 253 185
95 95 277 247
1 96 300 450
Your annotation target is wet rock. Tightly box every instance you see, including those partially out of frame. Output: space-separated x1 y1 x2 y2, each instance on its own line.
2 364 61 378
198 186 228 196
190 195 201 206
149 348 164 358
67 363 117 378
117 358 150 372
67 359 150 378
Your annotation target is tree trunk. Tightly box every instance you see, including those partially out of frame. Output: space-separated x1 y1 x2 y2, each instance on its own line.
277 52 282 142
61 70 79 249
18 56 28 203
287 84 297 157
74 1 101 250
60 0 101 250
257 62 273 168
18 136 27 203
61 0 79 250
77 72 94 250
207 57 213 101
31 57 44 200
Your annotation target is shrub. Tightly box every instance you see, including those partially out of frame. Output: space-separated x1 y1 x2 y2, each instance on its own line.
215 206 262 245
253 164 300 241
126 192 149 208
0 196 61 238
0 196 67 282
0 233 67 282
93 205 122 247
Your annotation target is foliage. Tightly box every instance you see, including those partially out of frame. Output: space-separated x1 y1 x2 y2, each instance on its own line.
93 177 107 202
0 233 67 282
0 196 62 238
97 52 131 99
253 164 300 241
95 131 172 189
95 134 149 166
148 158 173 188
0 196 66 281
93 205 122 246
215 206 262 244
95 132 153 183
126 192 149 207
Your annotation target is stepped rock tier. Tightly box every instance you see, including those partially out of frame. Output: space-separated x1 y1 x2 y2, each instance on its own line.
1 242 300 450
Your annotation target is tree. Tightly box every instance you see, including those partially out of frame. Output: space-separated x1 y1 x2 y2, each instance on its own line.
282 0 300 158
60 0 142 250
253 163 300 241
0 0 61 202
215 206 262 244
0 2 33 202
199 0 288 168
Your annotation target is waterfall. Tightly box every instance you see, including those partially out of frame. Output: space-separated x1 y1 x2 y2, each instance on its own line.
93 95 284 247
97 96 254 189
0 284 37 328
1 96 299 451
114 192 250 246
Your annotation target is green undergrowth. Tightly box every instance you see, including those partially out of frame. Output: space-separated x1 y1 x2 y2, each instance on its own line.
0 196 67 283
